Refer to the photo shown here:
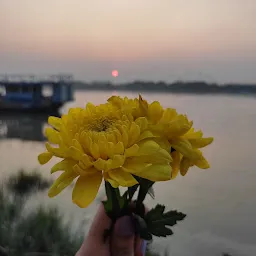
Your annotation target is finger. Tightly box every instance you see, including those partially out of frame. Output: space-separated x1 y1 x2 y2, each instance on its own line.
135 205 149 256
76 203 111 256
134 239 147 256
134 237 147 256
111 216 135 256
88 203 112 239
134 237 142 256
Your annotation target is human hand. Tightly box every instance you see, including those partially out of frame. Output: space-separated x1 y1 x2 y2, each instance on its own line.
76 203 147 256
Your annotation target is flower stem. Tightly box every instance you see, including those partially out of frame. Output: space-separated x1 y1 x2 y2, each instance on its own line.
104 181 121 219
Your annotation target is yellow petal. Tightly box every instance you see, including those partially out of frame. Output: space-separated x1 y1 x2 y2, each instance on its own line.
114 142 125 155
153 137 171 152
148 101 164 123
155 147 172 162
121 128 129 148
73 165 98 176
93 158 107 171
108 155 125 170
135 117 148 132
136 140 160 156
161 108 177 122
180 157 192 176
108 169 138 187
171 139 201 160
171 151 180 179
81 154 93 168
48 170 78 198
107 95 122 106
45 128 61 144
45 142 68 158
167 115 193 137
113 129 122 142
90 143 100 159
194 154 210 169
103 172 119 188
137 131 156 142
38 152 53 165
98 140 108 160
126 154 169 165
80 132 92 154
128 123 140 146
68 146 83 161
188 137 214 148
85 102 95 111
51 159 77 174
59 128 72 146
72 172 102 208
107 133 116 143
136 164 172 181
136 140 172 163
184 129 203 139
138 94 148 115
48 116 62 130
122 161 151 173
125 144 139 157
106 142 115 158
72 139 84 153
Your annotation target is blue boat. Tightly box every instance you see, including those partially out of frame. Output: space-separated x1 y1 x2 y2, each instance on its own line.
0 74 74 113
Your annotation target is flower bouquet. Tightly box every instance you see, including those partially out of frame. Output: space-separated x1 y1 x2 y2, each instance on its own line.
38 95 213 242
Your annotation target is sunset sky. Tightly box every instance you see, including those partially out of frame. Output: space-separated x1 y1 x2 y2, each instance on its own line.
0 0 255 83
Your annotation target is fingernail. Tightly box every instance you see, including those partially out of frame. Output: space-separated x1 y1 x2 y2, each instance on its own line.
115 215 135 237
141 240 147 256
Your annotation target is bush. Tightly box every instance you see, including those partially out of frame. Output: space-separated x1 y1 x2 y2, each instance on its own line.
0 188 82 256
0 170 82 256
6 170 51 196
12 207 82 256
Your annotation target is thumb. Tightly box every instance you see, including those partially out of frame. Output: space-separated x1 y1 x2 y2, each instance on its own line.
111 216 135 256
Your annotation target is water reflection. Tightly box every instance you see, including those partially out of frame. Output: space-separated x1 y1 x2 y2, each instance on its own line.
0 113 48 141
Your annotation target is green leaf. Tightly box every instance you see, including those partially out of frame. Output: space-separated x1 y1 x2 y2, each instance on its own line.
145 204 186 237
147 186 155 199
133 214 152 241
122 190 128 204
128 184 139 200
134 202 145 218
149 226 173 237
134 177 154 204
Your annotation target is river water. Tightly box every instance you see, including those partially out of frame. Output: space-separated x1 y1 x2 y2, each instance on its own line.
0 91 256 256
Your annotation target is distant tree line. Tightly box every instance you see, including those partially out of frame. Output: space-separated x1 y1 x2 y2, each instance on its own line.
73 80 256 95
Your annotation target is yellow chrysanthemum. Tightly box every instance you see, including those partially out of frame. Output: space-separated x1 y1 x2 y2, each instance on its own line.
109 95 213 178
38 102 172 208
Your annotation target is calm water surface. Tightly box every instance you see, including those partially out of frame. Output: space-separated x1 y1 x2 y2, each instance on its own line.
0 91 256 256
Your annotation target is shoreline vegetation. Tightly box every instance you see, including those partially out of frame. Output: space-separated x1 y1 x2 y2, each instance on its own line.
73 81 256 96
0 170 232 256
0 170 82 256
